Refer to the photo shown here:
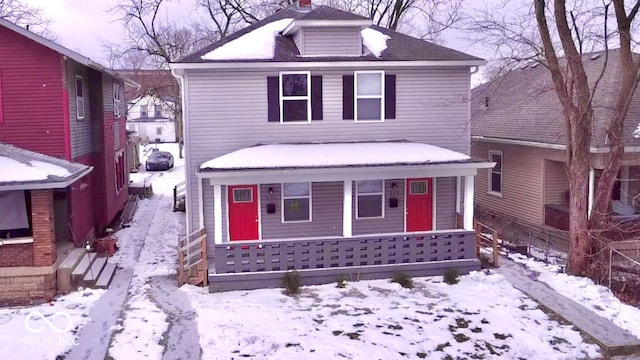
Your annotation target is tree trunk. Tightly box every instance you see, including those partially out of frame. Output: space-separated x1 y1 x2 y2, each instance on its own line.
566 153 591 275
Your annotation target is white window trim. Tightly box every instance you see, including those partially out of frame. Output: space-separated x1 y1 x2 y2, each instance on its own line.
488 150 503 196
113 83 121 118
356 179 385 219
354 70 385 123
279 71 311 124
75 75 85 120
115 149 126 194
281 182 312 223
140 104 149 118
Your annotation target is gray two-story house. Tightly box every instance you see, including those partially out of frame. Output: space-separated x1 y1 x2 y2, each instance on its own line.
171 2 492 290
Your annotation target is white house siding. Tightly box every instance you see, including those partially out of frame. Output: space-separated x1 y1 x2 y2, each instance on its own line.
129 121 177 143
301 27 361 56
436 177 457 230
544 159 569 206
185 66 472 244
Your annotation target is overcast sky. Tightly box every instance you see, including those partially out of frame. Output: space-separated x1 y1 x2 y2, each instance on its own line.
23 0 486 65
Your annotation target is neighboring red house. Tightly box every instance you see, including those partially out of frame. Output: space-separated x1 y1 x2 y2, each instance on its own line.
0 18 137 247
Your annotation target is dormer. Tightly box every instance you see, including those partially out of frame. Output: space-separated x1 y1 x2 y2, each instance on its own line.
282 1 372 57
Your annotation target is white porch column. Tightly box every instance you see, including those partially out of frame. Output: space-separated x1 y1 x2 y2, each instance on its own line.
213 184 223 244
588 167 595 218
464 175 474 231
455 176 461 214
197 178 204 229
343 180 353 237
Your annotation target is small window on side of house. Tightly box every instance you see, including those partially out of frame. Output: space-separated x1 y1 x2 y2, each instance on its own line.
356 180 384 218
156 127 162 135
488 150 503 195
282 182 311 222
76 76 85 119
280 71 311 123
113 83 121 118
154 104 162 118
140 105 148 118
355 71 384 122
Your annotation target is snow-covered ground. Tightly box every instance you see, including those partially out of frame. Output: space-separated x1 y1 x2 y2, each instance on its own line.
108 142 185 360
182 271 602 360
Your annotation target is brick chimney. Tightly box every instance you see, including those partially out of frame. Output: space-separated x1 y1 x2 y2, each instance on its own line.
298 0 312 10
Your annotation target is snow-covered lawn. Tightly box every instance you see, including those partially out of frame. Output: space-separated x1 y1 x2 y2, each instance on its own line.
182 270 602 360
510 252 640 340
0 288 104 360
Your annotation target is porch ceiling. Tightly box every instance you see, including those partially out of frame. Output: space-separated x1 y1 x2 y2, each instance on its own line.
198 141 494 185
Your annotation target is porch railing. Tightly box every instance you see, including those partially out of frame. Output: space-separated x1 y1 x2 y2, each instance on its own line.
173 181 186 212
474 221 500 267
178 228 208 286
214 231 476 274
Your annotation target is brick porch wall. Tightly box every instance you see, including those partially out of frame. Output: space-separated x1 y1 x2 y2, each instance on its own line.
0 190 57 304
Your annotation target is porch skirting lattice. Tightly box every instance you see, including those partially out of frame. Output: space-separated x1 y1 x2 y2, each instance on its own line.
209 230 480 291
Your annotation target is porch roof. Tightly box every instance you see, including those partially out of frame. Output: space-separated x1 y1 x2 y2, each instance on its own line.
0 143 93 190
201 141 474 171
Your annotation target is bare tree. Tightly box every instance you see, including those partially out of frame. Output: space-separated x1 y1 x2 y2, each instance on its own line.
0 0 55 38
469 0 640 276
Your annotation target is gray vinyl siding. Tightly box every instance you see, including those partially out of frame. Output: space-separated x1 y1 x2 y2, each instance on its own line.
353 179 404 235
66 60 95 159
544 159 568 205
293 30 303 52
260 182 343 240
202 181 215 255
436 177 456 229
301 27 361 56
185 66 470 237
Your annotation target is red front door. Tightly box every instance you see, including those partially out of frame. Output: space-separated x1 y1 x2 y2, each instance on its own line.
406 178 433 232
228 185 259 241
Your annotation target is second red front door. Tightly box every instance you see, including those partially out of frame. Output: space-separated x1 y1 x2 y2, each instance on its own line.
406 178 433 232
228 185 259 241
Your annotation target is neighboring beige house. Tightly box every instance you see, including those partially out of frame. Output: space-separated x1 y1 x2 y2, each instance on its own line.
471 49 640 243
126 94 177 143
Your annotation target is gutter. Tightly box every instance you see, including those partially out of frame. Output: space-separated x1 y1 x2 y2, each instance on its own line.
473 136 640 153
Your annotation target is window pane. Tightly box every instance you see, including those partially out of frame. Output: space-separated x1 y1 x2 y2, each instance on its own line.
491 153 502 171
357 180 382 194
357 73 382 95
283 100 308 122
233 189 252 203
76 78 83 97
491 173 502 193
283 182 310 197
282 74 308 96
358 194 382 218
154 105 162 117
284 198 310 221
410 181 427 194
357 98 381 120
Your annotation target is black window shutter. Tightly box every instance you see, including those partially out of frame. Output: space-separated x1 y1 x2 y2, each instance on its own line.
267 76 280 122
342 75 354 120
385 74 396 120
311 75 323 120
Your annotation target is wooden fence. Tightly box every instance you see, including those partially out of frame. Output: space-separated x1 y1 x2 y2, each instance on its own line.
178 228 208 287
474 221 500 267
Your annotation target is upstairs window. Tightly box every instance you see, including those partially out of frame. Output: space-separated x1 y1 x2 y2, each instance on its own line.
282 182 311 222
355 71 384 122
280 72 310 123
488 150 503 195
154 104 162 118
343 72 395 121
75 76 85 119
140 105 148 118
267 74 323 123
113 83 121 118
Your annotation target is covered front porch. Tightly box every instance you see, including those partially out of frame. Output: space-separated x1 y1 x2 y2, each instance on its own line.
194 142 494 290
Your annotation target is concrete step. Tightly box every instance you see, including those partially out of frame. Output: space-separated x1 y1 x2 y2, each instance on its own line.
83 257 108 284
95 262 116 289
71 252 97 286
57 248 87 292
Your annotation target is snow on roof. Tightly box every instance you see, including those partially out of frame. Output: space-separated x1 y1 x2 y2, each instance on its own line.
0 157 71 182
202 19 293 60
200 142 470 171
361 28 389 57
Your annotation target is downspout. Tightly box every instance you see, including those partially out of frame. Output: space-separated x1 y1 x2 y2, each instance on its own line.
61 56 72 160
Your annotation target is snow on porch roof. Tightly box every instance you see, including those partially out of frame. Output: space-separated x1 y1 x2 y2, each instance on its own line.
200 142 472 171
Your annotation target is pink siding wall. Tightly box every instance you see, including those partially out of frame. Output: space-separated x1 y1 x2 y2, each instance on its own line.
69 153 96 244
0 26 65 156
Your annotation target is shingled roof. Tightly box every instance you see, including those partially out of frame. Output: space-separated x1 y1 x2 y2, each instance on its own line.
177 5 482 64
471 49 640 148
0 143 92 190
